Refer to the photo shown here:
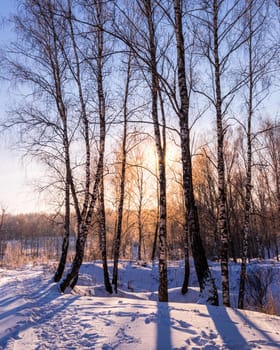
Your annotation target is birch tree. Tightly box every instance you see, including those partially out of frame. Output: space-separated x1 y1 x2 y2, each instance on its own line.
238 0 271 309
141 0 168 301
172 0 218 304
60 0 111 292
112 0 169 300
193 0 251 306
2 0 76 281
112 52 132 293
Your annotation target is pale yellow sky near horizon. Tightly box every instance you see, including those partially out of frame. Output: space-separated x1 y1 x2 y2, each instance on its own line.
0 137 49 214
0 157 37 214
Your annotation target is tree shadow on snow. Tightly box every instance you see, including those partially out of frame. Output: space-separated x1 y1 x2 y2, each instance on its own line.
207 305 249 349
156 302 172 350
232 308 280 348
0 280 79 348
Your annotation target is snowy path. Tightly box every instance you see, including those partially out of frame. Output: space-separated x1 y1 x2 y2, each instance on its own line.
1 265 280 349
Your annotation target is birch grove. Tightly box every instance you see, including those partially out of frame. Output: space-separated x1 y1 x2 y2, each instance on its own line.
1 0 279 305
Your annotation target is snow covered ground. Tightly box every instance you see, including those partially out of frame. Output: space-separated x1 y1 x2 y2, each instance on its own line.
1 261 280 349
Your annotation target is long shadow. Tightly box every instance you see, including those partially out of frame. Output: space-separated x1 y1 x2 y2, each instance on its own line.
207 305 249 349
0 294 23 308
0 271 55 310
0 281 79 348
0 277 57 321
0 279 25 308
156 302 172 350
233 308 280 348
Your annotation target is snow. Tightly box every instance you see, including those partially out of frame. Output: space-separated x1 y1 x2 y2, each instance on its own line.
1 261 280 349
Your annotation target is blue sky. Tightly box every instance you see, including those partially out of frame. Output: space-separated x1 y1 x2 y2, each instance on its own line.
0 1 47 214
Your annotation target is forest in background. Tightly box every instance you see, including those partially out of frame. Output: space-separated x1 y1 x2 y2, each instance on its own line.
0 0 279 309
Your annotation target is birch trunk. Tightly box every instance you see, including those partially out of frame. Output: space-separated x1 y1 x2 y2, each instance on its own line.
213 0 230 307
151 220 159 262
46 5 74 282
60 0 107 292
60 152 104 292
95 0 112 294
144 0 168 302
173 0 218 305
151 145 160 263
112 53 131 293
99 179 113 294
137 185 143 262
238 2 253 308
54 167 70 282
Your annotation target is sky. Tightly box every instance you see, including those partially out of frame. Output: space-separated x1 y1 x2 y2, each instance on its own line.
0 1 47 214
0 1 279 215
